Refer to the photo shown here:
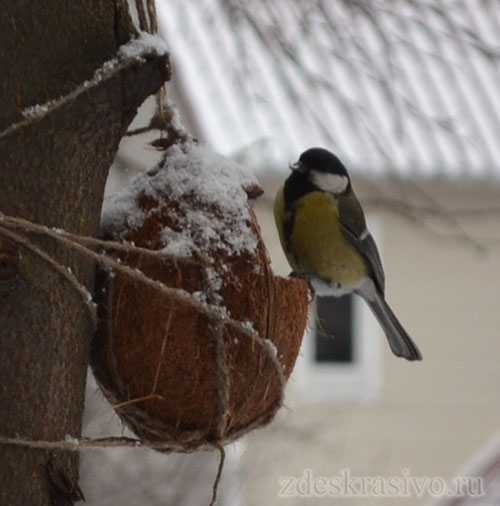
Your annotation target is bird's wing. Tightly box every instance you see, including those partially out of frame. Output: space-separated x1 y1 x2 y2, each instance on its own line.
338 192 386 294
274 186 299 270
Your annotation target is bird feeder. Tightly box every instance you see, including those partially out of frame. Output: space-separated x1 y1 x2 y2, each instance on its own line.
91 141 309 451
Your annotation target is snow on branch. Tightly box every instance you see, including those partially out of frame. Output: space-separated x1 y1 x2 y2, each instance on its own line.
0 32 168 141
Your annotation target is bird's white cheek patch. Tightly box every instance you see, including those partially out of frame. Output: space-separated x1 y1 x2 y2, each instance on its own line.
311 172 348 194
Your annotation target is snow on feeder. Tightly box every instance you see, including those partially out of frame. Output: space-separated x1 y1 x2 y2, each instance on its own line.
91 141 309 451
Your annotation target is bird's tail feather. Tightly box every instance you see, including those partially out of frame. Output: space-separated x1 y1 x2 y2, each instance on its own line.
365 291 422 361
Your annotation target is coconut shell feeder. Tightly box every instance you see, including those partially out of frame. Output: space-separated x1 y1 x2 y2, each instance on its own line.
91 141 309 452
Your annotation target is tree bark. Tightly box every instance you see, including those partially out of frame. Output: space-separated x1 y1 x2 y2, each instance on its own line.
0 2 169 504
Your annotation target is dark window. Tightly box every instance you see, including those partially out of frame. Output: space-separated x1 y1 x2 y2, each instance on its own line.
314 295 353 363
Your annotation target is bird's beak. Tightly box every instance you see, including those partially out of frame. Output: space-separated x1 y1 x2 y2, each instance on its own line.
289 160 305 173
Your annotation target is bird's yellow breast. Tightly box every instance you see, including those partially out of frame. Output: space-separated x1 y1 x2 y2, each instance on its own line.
274 189 367 285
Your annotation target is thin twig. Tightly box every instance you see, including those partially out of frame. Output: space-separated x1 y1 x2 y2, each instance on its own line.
124 125 155 136
209 445 226 506
408 182 488 252
151 308 174 393
363 198 500 219
363 197 500 252
1 214 201 267
0 225 97 327
0 39 165 141
112 393 165 410
0 435 180 452
135 0 149 31
146 0 159 33
140 0 165 133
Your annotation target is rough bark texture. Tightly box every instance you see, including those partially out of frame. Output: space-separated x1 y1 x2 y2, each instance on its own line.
0 2 169 505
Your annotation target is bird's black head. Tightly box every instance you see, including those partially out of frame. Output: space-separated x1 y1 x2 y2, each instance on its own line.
289 147 350 195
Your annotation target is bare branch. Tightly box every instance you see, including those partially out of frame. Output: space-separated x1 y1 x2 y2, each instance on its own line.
0 214 202 267
0 225 97 327
0 35 168 141
209 446 226 506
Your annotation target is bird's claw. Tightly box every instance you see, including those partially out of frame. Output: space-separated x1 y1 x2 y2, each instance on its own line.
289 271 318 296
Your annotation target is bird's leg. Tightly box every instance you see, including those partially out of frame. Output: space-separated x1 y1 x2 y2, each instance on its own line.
288 271 317 295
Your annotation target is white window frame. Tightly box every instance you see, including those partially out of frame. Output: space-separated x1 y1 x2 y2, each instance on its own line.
290 215 384 404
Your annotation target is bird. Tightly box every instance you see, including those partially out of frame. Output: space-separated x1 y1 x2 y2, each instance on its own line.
274 147 422 361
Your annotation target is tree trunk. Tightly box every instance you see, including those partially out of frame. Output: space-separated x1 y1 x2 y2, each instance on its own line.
0 2 168 504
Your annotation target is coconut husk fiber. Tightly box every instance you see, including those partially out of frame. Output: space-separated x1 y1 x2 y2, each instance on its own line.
91 144 309 452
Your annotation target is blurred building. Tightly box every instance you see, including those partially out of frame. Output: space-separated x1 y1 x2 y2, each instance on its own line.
244 171 500 506
162 2 500 505
82 1 500 505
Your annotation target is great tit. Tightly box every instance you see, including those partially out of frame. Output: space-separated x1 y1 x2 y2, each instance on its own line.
274 147 422 361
